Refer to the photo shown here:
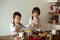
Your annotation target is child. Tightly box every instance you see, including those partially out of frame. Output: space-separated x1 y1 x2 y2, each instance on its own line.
29 7 46 40
10 12 24 40
29 7 41 29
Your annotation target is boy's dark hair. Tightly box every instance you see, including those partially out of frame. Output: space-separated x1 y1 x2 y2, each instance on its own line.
13 12 21 19
32 7 40 15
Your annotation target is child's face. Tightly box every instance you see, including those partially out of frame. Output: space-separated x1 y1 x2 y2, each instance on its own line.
53 20 56 24
14 15 21 24
33 12 39 17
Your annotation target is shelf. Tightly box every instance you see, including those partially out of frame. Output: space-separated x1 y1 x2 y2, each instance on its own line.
48 12 60 15
48 20 53 23
48 12 59 24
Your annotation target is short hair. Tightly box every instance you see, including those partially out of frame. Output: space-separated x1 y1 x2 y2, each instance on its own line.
13 12 21 19
32 7 41 15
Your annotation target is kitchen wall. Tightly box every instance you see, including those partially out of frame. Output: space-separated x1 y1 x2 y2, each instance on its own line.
0 0 50 36
48 0 57 2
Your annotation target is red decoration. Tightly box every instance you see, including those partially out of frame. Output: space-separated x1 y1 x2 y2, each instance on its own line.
29 36 44 40
50 5 54 10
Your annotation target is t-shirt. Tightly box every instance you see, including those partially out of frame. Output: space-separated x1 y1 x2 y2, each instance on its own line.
29 16 41 29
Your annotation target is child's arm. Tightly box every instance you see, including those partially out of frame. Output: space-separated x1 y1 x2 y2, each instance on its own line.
10 23 18 37
34 18 41 27
29 22 35 27
29 18 35 27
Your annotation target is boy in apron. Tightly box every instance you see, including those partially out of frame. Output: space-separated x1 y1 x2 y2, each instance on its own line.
10 12 24 40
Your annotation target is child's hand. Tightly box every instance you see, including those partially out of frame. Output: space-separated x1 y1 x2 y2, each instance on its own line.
14 26 18 32
15 26 18 29
32 23 35 27
12 33 17 37
29 22 35 27
39 33 47 37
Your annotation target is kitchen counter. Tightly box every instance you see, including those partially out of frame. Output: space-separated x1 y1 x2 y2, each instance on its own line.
48 24 60 30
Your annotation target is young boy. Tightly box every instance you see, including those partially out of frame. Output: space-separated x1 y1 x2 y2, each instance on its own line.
10 12 24 40
29 7 41 29
28 7 47 40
